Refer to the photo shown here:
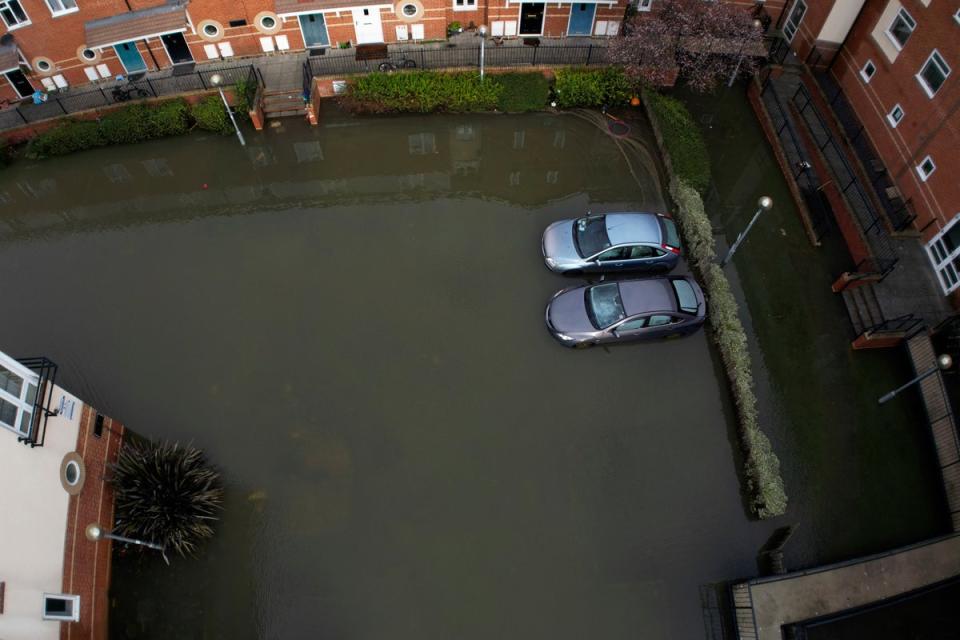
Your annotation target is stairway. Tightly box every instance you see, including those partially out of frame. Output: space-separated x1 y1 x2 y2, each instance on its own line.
841 283 884 336
261 88 307 120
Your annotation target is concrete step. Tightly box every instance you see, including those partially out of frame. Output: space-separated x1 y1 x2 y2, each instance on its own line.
841 289 865 336
841 284 884 336
264 109 306 119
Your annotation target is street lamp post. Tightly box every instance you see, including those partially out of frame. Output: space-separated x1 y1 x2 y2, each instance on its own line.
728 19 764 88
720 196 773 267
878 354 953 404
86 523 169 565
210 73 245 147
479 25 487 81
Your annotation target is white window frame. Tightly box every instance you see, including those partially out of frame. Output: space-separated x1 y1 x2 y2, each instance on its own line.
927 214 960 294
886 103 904 127
453 0 476 11
916 155 935 182
916 50 950 98
783 0 806 43
45 0 78 17
955 9 960 26
885 7 916 51
636 0 653 11
0 351 38 438
860 59 876 82
0 0 30 29
42 594 80 622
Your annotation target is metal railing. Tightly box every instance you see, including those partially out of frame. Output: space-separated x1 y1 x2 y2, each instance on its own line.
813 71 917 232
307 43 610 77
759 74 833 241
0 64 259 132
790 83 898 275
14 356 57 448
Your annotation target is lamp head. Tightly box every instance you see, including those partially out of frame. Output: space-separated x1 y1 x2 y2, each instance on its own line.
758 196 773 211
938 354 953 370
479 25 487 35
752 19 763 29
210 73 223 87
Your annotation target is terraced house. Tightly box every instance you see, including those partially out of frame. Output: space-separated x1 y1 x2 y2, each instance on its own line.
0 0 628 102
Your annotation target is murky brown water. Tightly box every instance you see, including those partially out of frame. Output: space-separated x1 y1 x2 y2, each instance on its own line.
0 106 772 639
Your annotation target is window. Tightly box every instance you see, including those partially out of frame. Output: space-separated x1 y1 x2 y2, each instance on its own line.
927 216 960 293
671 279 699 313
647 315 673 327
886 8 915 50
402 3 417 15
597 247 631 261
203 24 220 37
783 0 806 43
628 245 659 259
45 0 77 16
0 353 38 438
917 50 950 98
260 15 276 29
886 104 904 127
955 9 960 26
229 18 247 27
916 155 935 181
860 59 876 82
618 317 647 332
81 48 97 61
454 0 476 9
64 460 81 486
36 59 52 72
587 283 626 329
636 0 653 11
0 0 29 28
574 216 611 257
42 594 79 622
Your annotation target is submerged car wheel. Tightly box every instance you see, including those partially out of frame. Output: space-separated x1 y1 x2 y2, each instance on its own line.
573 341 593 350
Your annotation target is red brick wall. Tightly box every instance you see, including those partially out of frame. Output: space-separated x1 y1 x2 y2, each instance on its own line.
60 405 125 640
829 0 960 241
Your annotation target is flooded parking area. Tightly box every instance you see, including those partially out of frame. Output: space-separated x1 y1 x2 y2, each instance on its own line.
0 107 772 639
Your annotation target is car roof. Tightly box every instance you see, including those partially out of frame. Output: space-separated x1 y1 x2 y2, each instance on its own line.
604 213 662 246
617 278 677 316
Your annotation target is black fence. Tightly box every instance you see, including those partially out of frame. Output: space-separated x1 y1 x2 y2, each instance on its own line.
0 64 258 132
307 43 610 77
813 70 917 232
790 82 898 275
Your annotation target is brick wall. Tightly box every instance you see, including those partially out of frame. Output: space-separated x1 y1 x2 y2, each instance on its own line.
829 0 960 242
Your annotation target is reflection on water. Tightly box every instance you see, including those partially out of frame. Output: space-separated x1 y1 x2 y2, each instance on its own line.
0 107 769 640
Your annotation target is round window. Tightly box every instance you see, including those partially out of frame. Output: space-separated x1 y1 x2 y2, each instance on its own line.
65 460 80 486
402 3 417 16
203 23 220 37
36 60 52 72
81 48 96 61
260 16 276 29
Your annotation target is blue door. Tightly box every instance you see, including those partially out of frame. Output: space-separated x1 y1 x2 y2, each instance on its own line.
114 41 147 74
299 13 330 47
567 3 596 36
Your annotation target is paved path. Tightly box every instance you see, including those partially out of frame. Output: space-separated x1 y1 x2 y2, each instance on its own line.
732 534 960 639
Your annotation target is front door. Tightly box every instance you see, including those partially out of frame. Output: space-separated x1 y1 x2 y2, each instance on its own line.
114 41 147 74
567 3 595 36
161 32 194 64
519 3 545 35
4 69 33 98
352 8 384 44
299 13 330 47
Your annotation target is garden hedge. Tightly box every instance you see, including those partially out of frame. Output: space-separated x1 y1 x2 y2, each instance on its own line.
643 89 711 195
191 95 232 134
553 67 632 109
643 90 788 519
346 71 501 113
492 72 550 112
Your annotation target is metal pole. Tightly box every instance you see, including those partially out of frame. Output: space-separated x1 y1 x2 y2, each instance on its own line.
720 197 773 267
878 366 939 404
480 34 485 80
218 86 245 147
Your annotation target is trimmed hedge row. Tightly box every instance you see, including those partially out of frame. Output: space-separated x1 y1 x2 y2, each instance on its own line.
553 67 632 109
26 96 231 159
643 90 787 519
643 89 711 195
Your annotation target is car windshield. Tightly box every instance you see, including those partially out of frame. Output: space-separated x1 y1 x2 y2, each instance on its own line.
586 283 626 329
660 217 681 250
672 279 698 313
573 215 611 258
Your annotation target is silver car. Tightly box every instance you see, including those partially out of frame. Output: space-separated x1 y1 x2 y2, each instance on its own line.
545 275 706 348
541 212 682 275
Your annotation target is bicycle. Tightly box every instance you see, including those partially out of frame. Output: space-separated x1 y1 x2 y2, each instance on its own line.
111 81 150 103
378 56 417 72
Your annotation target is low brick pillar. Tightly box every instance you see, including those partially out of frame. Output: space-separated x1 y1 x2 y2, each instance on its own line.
831 272 882 292
852 332 905 350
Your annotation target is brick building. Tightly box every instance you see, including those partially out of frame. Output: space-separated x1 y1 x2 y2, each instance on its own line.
0 0 627 102
0 348 124 640
772 0 959 298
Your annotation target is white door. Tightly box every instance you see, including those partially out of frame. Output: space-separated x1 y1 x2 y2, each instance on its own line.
352 7 384 43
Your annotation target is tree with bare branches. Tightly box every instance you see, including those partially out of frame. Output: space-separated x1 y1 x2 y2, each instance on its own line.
609 0 766 92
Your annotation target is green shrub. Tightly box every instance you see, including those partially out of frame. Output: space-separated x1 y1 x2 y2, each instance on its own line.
347 71 500 113
643 89 711 195
234 78 255 121
26 120 104 158
492 72 549 112
191 95 231 133
554 66 632 109
145 99 191 137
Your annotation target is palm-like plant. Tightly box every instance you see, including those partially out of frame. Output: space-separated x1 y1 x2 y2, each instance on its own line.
109 440 223 557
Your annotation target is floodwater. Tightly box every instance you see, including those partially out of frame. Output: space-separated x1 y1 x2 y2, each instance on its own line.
0 106 773 639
